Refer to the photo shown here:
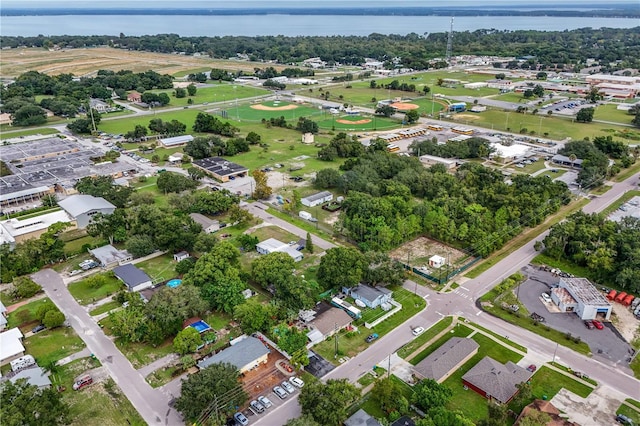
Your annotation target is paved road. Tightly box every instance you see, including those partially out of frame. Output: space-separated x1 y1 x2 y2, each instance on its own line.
31 269 183 426
243 201 338 251
254 171 640 426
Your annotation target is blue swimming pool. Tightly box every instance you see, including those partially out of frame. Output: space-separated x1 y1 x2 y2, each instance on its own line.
166 279 182 288
189 320 212 333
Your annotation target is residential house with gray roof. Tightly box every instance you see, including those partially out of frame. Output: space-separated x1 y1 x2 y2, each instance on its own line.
462 357 531 404
113 264 152 292
413 337 479 383
197 336 269 373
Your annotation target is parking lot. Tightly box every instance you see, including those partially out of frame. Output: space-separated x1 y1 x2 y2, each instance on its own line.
516 266 633 367
608 195 640 222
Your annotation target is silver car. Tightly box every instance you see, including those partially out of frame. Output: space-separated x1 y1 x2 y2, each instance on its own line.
257 396 272 409
281 380 295 394
273 386 288 399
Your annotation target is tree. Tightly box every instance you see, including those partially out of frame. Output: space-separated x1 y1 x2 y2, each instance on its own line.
12 276 42 299
298 378 360 426
125 124 148 140
405 109 420 124
285 415 321 426
315 168 341 188
175 87 187 98
175 257 197 275
585 86 602 103
67 117 95 134
246 131 261 144
252 169 272 200
184 137 212 159
252 252 295 291
296 117 319 134
317 247 366 291
145 284 208 338
175 363 247 422
187 83 197 96
510 382 533 414
375 104 396 117
1 379 70 426
75 175 133 208
86 210 127 244
43 309 66 329
157 171 198 194
12 104 47 126
422 406 475 426
187 167 205 181
363 252 405 287
518 410 552 426
305 232 314 253
125 234 156 258
173 327 203 355
236 234 258 251
276 326 308 355
411 379 453 411
576 107 595 123
36 301 59 322
228 204 254 225
193 233 219 253
234 299 276 333
372 377 409 415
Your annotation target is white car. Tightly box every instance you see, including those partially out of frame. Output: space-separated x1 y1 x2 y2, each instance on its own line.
412 327 425 336
281 380 296 394
289 376 304 388
541 293 552 303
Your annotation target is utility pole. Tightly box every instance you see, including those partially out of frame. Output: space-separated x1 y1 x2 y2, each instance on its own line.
334 322 339 359
445 17 454 64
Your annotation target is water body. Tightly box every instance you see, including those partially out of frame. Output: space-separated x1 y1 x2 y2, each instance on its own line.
2 14 638 37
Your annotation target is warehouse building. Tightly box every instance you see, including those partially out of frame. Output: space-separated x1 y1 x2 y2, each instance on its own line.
192 157 248 182
551 277 612 320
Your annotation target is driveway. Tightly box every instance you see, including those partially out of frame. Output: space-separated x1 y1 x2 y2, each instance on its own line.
515 268 632 366
31 269 182 426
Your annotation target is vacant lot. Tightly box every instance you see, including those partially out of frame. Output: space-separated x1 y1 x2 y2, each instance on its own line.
390 236 470 269
1 47 278 78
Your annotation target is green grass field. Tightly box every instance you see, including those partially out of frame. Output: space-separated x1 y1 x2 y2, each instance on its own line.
594 103 636 125
229 100 323 122
147 84 270 108
316 114 401 131
135 254 177 282
397 316 453 359
68 273 124 305
99 109 202 134
529 366 593 400
0 128 59 140
24 327 86 366
6 298 52 330
89 300 120 316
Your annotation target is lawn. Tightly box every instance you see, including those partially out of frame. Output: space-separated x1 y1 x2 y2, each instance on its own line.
63 234 106 255
519 159 547 174
410 324 475 366
314 287 426 363
6 298 52 330
147 84 270 108
316 114 401 131
115 338 175 369
68 272 125 305
549 362 598 386
529 366 593 400
612 160 640 182
397 316 453 359
466 321 527 353
617 403 640 426
593 103 636 125
53 358 146 426
231 100 323 122
135 253 176 282
98 109 202 134
24 327 86 366
0 127 59 140
89 300 120 316
146 364 185 388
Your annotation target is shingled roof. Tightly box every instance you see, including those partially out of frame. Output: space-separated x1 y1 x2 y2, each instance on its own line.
413 337 479 382
462 357 530 404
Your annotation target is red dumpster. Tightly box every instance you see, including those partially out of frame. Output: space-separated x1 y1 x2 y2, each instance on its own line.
622 294 635 306
607 290 617 300
615 292 628 303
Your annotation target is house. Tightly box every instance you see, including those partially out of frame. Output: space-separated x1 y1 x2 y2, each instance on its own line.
127 91 142 102
429 255 446 268
0 301 7 331
89 98 110 113
192 157 248 182
159 135 194 148
301 191 333 207
58 194 116 228
256 238 303 262
10 366 52 390
514 399 579 426
550 277 612 320
189 213 220 234
306 305 353 344
167 153 186 164
413 337 479 383
173 251 190 262
0 210 75 248
197 336 269 373
344 409 383 426
0 328 25 366
461 357 531 404
113 264 153 292
89 244 132 268
551 154 583 169
344 284 392 309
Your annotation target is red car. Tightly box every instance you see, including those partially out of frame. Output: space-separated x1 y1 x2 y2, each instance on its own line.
592 320 604 330
526 364 537 373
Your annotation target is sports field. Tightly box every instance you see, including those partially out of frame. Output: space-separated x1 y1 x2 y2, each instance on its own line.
316 114 400 131
147 84 270 108
227 100 323 121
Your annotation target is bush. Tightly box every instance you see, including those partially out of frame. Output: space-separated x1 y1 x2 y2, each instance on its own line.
43 310 66 329
13 277 42 299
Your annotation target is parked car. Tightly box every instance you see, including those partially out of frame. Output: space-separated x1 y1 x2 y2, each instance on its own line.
257 396 272 409
72 374 93 391
592 320 604 330
289 376 304 388
616 414 633 425
249 400 264 414
31 324 46 334
234 412 249 426
281 380 295 394
584 320 595 329
273 386 288 399
412 326 425 336
365 333 379 343
541 293 552 303
526 364 537 373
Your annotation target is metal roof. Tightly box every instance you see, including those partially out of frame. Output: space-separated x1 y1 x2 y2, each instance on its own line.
197 336 269 371
10 367 52 388
0 328 25 361
192 157 247 177
350 284 391 304
0 185 50 202
58 194 115 218
560 277 611 307
301 191 332 203
160 135 194 147
113 264 152 289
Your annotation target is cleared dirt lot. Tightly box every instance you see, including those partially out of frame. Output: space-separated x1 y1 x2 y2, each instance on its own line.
551 386 624 426
1 47 276 77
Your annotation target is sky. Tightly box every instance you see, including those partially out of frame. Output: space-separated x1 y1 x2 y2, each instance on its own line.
4 0 639 8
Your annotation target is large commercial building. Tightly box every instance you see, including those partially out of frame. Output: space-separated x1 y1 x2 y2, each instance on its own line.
58 194 116 228
551 277 612 320
192 157 248 182
0 210 75 249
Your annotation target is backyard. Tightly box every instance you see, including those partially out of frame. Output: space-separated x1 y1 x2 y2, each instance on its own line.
24 327 86 366
68 272 124 305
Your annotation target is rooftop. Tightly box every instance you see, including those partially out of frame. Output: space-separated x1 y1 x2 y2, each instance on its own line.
0 328 25 360
301 191 332 203
462 357 530 404
189 213 219 229
560 277 611 307
10 366 52 388
413 337 479 381
90 244 131 265
197 336 269 370
350 284 392 303
113 264 151 289
344 409 383 426
193 157 248 177
58 194 116 217
160 135 194 147
551 287 577 306
0 210 73 239
311 307 353 336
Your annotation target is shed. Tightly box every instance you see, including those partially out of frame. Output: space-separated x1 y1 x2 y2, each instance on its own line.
113 264 153 292
173 251 190 262
429 255 446 268
197 336 269 373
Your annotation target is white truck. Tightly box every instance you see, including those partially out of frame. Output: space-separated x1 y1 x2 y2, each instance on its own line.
299 211 312 220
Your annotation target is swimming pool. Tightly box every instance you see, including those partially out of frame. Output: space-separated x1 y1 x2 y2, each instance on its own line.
166 279 182 288
189 320 212 333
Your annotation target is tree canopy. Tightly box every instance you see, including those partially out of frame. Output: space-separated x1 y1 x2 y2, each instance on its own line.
298 378 360 426
1 379 70 426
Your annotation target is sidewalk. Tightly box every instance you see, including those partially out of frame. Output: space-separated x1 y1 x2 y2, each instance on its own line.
6 292 48 313
57 347 92 366
138 353 179 378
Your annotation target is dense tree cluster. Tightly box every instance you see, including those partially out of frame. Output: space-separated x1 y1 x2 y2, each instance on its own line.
319 152 569 254
192 112 239 136
75 175 134 208
1 379 70 426
318 132 365 161
4 27 638 70
184 134 249 159
410 136 493 159
156 171 198 194
543 212 640 292
299 378 360 426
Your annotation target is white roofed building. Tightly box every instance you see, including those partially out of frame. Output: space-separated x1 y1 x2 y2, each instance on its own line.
0 328 25 366
256 238 303 262
0 210 75 249
58 194 116 228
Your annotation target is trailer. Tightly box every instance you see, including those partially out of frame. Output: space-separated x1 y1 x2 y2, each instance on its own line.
615 292 628 303
606 290 617 300
622 294 635 307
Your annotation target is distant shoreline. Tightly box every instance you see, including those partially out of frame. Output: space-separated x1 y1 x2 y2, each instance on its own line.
2 7 639 18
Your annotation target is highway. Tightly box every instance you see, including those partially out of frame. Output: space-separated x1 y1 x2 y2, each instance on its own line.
254 170 640 425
